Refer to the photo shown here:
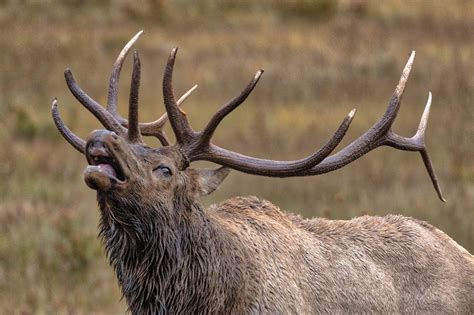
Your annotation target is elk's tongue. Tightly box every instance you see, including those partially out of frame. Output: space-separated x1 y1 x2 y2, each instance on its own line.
84 164 118 191
98 164 117 177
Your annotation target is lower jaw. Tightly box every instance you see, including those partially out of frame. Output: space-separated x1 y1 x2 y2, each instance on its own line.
84 169 114 191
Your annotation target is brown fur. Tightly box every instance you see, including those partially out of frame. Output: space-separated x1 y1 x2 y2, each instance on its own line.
52 35 472 313
81 131 473 314
208 196 473 313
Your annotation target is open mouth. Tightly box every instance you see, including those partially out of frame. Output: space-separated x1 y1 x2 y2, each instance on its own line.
89 154 126 181
85 144 127 190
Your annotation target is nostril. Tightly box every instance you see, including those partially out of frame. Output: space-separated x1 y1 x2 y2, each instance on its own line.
87 142 109 158
89 147 108 155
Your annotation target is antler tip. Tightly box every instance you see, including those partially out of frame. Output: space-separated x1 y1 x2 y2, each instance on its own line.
255 69 264 80
64 68 74 80
435 182 447 203
130 30 144 43
407 50 416 64
348 108 357 119
52 97 58 107
435 183 447 203
415 91 433 137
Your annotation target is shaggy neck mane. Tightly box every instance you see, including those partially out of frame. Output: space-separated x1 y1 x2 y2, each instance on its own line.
97 193 237 314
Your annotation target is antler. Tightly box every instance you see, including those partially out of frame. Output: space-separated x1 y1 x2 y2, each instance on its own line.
162 50 445 201
52 30 196 150
104 30 197 145
163 48 356 173
52 98 86 153
52 31 444 201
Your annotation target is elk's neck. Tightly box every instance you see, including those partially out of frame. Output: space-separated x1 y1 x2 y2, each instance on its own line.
96 194 238 314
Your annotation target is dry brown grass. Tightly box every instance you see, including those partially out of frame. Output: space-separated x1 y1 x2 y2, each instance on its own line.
0 0 472 313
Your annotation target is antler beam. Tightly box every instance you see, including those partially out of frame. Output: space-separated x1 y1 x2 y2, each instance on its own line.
162 49 358 175
161 50 445 201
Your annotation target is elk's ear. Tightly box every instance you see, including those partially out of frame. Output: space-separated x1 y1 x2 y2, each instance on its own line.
196 167 231 196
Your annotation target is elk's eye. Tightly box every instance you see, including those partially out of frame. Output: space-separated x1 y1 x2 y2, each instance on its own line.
154 165 172 177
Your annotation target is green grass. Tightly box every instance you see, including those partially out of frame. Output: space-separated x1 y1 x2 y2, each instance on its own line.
0 0 472 313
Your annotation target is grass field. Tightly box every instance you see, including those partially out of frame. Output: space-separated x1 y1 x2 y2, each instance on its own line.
0 0 472 313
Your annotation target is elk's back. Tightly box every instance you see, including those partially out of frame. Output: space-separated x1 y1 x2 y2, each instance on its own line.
208 196 474 314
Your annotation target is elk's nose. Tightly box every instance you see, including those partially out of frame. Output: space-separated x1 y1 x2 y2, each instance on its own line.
87 141 108 158
86 130 118 164
87 129 118 142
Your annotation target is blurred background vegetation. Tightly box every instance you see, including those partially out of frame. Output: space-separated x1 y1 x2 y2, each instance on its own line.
0 0 472 313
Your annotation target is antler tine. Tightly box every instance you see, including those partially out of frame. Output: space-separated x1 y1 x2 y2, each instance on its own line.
163 48 196 145
64 69 127 135
193 109 356 175
147 84 199 131
112 84 197 145
84 30 195 146
130 84 198 144
128 50 142 143
415 91 431 138
300 52 445 201
199 70 263 146
61 32 145 137
383 92 445 201
51 98 86 153
107 30 144 115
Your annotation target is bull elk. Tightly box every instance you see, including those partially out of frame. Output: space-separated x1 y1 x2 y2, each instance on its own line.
52 31 473 314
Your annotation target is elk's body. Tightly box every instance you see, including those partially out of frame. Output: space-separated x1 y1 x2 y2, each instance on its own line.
101 194 473 314
52 31 473 314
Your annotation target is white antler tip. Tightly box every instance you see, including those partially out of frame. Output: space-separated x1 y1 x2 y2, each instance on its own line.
407 51 416 65
133 30 144 40
425 91 432 111
403 51 415 68
348 108 357 119
177 84 199 105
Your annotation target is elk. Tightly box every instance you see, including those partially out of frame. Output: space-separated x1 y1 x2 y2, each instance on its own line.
52 31 473 314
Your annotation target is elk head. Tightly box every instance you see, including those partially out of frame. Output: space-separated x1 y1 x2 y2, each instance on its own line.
52 30 446 211
52 32 232 212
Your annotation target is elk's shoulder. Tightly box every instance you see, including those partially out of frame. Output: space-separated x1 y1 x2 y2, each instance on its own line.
207 196 294 228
